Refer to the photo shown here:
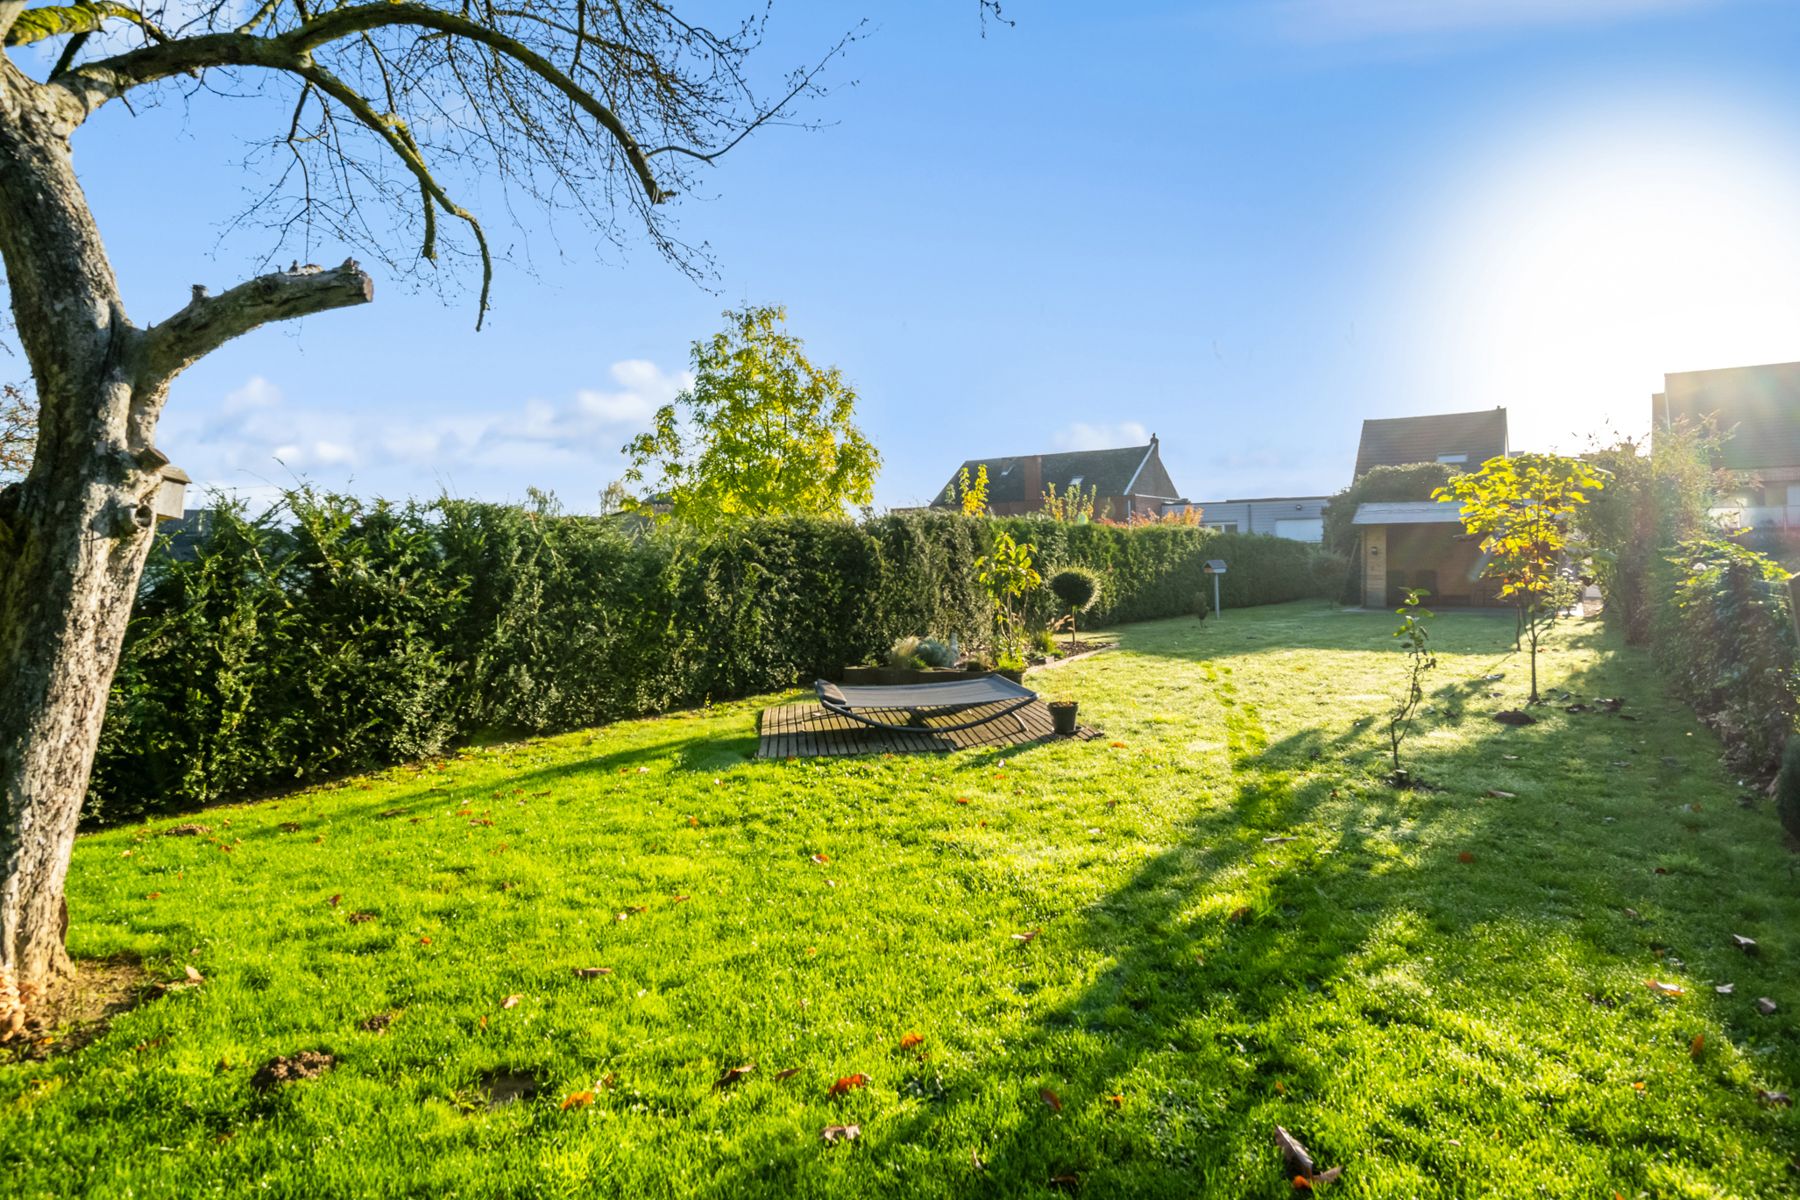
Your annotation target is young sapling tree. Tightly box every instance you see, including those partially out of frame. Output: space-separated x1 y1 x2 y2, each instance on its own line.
1388 588 1437 785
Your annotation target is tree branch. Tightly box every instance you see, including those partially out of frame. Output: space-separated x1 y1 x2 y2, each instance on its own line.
3 2 166 48
140 259 373 384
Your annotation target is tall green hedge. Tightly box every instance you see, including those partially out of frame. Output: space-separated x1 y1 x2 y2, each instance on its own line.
87 497 1327 825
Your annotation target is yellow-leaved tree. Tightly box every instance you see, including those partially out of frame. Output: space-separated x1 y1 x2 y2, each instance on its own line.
1435 452 1606 702
621 305 880 528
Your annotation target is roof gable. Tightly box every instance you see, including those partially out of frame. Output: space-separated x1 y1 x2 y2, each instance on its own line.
1354 408 1508 477
1658 361 1800 471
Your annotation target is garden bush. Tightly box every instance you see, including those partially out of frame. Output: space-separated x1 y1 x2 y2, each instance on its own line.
86 495 1328 824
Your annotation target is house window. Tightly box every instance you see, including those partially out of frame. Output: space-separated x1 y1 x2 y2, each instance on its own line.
1207 522 1239 533
1436 453 1468 465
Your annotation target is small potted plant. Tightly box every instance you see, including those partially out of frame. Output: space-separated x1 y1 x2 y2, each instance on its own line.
1048 696 1080 736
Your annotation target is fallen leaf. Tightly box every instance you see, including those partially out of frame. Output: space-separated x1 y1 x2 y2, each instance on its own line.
1645 979 1685 996
810 853 830 865
184 964 205 984
687 816 700 828
1275 1126 1316 1176
1716 983 1735 995
1458 852 1475 864
775 1067 802 1081
954 797 971 806
1013 930 1041 945
573 967 613 978
1689 1033 1705 1060
501 994 522 1010
1758 997 1778 1015
1107 1093 1124 1109
1229 906 1252 923
327 894 342 907
145 892 161 900
560 1091 594 1110
1263 835 1297 844
418 936 432 946
1039 1088 1062 1112
714 1063 755 1090
1110 741 1128 748
821 1123 860 1144
899 1032 924 1050
672 895 691 904
1733 934 1760 955
1311 1166 1344 1187
828 1074 869 1097
1485 790 1516 799
1756 1088 1792 1106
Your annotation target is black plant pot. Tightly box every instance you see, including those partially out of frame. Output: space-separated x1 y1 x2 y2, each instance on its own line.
1049 701 1079 736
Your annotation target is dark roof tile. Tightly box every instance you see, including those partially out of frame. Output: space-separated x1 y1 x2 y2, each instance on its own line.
1354 408 1508 477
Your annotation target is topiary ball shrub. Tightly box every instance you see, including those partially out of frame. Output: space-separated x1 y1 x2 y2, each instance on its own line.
1049 568 1100 615
1778 734 1800 840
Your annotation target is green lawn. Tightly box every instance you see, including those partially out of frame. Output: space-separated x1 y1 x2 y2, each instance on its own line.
4 602 1798 1197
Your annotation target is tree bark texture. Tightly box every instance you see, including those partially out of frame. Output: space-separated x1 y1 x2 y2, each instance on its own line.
0 58 370 1037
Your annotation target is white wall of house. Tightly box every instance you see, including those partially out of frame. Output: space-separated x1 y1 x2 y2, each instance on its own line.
1168 496 1329 541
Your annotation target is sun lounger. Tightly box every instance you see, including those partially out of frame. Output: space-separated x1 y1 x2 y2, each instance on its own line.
814 675 1037 734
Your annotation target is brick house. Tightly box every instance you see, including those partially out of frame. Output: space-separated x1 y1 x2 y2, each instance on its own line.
932 436 1182 520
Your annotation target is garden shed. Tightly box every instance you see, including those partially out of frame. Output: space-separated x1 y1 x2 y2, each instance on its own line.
1351 500 1496 609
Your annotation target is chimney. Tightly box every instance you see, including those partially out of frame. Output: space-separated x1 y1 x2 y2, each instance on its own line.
1021 455 1043 507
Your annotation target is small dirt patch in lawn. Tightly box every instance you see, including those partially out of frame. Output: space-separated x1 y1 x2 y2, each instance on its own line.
3 955 153 1062
480 1068 544 1108
250 1050 337 1091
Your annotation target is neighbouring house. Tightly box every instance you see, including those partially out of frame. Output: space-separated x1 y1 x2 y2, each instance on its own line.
1162 495 1330 541
1353 406 1508 478
1351 500 1497 610
932 436 1182 520
1654 360 1800 531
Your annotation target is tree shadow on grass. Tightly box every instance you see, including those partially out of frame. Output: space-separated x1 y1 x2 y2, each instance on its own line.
693 624 1784 1198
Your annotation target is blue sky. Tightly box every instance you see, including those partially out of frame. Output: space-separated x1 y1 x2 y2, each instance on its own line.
55 0 1800 510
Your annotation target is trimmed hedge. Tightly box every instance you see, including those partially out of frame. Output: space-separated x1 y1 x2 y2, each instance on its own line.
87 495 1327 825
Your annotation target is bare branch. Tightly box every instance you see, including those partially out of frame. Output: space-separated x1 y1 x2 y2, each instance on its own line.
140 259 373 383
3 2 166 47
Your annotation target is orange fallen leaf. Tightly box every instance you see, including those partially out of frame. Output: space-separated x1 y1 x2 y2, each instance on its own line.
1110 741 1128 749
501 994 522 1010
1107 1093 1124 1109
1039 1088 1062 1112
418 936 432 946
672 895 691 904
687 816 700 827
810 853 830 864
899 1032 924 1050
1012 930 1040 945
1689 1033 1705 1060
954 797 971 805
1458 852 1475 864
560 1091 594 1110
145 892 161 900
828 1073 869 1097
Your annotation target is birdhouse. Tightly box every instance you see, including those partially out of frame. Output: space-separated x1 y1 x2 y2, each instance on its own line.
1202 559 1228 574
154 464 190 522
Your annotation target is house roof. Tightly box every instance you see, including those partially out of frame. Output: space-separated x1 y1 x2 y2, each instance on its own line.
1351 500 1466 526
1657 361 1800 471
1353 408 1508 477
935 442 1169 507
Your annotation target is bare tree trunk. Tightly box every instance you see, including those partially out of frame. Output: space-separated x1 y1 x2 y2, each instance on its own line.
0 61 370 1037
0 60 152 1039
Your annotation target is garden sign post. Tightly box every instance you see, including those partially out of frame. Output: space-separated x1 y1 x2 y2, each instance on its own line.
1204 559 1228 617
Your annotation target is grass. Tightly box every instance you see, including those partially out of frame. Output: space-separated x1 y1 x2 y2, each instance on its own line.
4 601 1798 1198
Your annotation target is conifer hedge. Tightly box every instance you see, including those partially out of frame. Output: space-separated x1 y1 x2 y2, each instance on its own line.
87 494 1328 824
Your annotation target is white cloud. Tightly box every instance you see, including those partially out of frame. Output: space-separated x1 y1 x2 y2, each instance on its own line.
164 359 691 501
1052 421 1150 452
1268 0 1712 41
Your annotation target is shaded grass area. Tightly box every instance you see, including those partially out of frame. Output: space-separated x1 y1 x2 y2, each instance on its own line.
3 601 1797 1197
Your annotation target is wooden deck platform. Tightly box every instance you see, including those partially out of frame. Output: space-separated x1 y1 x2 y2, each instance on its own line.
757 699 1099 759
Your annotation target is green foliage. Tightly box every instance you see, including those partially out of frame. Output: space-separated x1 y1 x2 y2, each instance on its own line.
621 305 880 528
887 636 924 669
1436 452 1605 701
88 502 1331 825
974 529 1043 662
1387 588 1436 778
1779 736 1800 839
1322 462 1458 558
1578 421 1722 645
1662 536 1800 773
1048 567 1100 614
915 637 957 669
